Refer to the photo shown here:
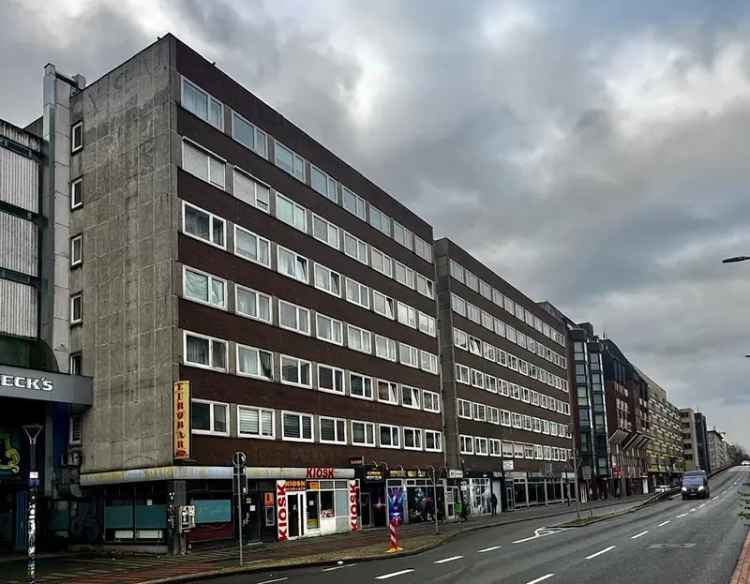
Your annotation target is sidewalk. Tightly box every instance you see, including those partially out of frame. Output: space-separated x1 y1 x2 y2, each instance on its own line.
3 494 651 584
731 531 750 584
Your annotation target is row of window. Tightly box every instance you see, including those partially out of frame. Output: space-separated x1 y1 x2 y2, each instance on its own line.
454 328 569 395
192 398 442 451
451 294 567 371
458 434 571 461
180 78 433 264
456 398 571 437
449 259 566 348
183 330 441 412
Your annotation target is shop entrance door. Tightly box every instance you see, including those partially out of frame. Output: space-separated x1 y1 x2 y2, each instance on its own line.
505 484 515 511
446 487 457 519
287 493 305 539
359 492 372 527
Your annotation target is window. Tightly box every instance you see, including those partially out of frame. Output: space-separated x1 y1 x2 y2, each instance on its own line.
318 364 345 395
233 169 270 212
399 343 419 368
70 178 83 209
231 112 267 158
489 438 502 457
474 437 488 456
70 235 82 267
234 225 270 267
373 291 395 319
184 331 227 370
238 406 275 439
451 294 467 316
417 313 436 337
310 165 338 202
416 274 434 299
279 300 311 335
498 350 507 367
467 303 481 323
347 325 372 354
236 344 273 380
465 271 479 291
274 141 305 181
319 416 347 444
345 278 370 309
69 353 82 376
314 264 342 297
494 318 505 338
414 236 432 263
377 380 399 404
182 140 226 189
457 399 472 419
277 246 309 283
235 285 272 323
379 424 400 448
471 369 485 389
483 343 496 362
501 410 511 426
401 386 421 409
371 248 393 278
460 435 474 454
71 121 83 152
423 390 440 413
374 334 397 361
472 402 487 422
425 430 442 452
456 364 470 384
282 411 313 442
312 214 340 249
396 302 417 329
69 415 82 445
315 313 344 345
182 78 223 129
350 372 373 400
191 400 229 435
481 311 493 331
393 221 413 250
403 427 423 450
394 261 415 289
480 280 492 300
369 205 391 235
343 231 368 264
468 336 482 356
485 375 498 393
275 194 307 232
183 266 226 309
280 355 312 388
489 407 500 425
70 294 82 324
351 420 376 446
183 202 226 249
342 187 366 220
500 380 510 397
450 260 465 282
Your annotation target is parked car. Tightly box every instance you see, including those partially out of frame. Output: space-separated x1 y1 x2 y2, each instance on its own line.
742 460 750 466
681 470 710 499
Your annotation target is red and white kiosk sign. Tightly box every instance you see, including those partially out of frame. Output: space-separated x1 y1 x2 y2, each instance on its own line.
348 480 359 531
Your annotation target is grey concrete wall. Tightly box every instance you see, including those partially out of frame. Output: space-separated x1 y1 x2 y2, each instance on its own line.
70 37 179 473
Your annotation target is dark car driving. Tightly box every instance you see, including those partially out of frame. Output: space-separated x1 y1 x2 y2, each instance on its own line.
681 470 710 499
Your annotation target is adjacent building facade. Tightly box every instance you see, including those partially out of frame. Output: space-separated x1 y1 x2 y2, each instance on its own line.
640 370 683 488
680 408 700 471
694 412 711 474
707 429 729 472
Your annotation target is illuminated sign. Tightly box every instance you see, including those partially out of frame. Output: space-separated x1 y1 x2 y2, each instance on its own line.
306 467 335 479
173 381 190 460
348 480 359 531
276 482 288 541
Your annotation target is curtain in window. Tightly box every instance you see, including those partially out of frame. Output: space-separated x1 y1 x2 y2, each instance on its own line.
185 207 210 239
186 336 209 365
239 408 260 435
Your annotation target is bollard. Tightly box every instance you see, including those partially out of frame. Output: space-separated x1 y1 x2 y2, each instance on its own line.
386 518 402 552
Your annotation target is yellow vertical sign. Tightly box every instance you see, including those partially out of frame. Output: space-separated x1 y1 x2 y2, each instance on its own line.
173 381 190 460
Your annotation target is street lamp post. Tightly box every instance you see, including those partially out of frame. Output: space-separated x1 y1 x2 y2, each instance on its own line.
22 424 43 584
722 256 750 264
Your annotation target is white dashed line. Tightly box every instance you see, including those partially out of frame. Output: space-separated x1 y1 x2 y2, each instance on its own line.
526 574 555 584
677 513 688 518
657 520 671 527
376 569 415 580
698 503 705 509
434 555 463 564
478 545 502 553
514 535 540 544
689 508 697 512
322 563 355 572
631 530 649 539
257 579 288 584
585 545 616 560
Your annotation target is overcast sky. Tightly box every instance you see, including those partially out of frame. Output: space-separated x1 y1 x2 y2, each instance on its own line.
3 0 750 450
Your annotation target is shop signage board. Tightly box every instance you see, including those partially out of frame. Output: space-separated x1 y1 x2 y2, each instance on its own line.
276 481 288 541
348 480 359 531
0 365 92 405
173 381 190 460
365 470 384 482
448 469 464 479
306 467 335 479
502 460 515 471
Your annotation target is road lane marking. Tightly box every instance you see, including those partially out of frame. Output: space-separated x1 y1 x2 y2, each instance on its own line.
478 545 502 553
376 569 415 580
677 513 688 518
585 545 616 560
514 535 540 543
657 520 671 527
631 530 649 539
689 508 697 512
698 503 705 509
434 555 463 564
322 564 356 572
257 579 288 584
526 574 555 584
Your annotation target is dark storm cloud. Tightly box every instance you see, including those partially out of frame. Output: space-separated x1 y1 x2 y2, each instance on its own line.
1 0 749 446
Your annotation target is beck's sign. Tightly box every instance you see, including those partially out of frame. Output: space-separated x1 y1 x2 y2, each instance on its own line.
0 366 92 405
173 381 190 460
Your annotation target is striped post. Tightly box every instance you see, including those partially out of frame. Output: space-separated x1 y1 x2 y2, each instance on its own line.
387 517 402 552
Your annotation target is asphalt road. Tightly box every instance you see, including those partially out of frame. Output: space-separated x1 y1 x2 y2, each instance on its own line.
208 467 750 584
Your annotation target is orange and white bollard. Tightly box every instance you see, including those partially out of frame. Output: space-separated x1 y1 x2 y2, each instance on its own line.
387 518 402 552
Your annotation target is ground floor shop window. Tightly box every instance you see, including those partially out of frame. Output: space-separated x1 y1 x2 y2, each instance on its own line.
470 478 491 514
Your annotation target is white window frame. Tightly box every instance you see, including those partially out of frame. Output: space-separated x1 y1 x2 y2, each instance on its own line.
231 111 267 158
474 437 489 456
319 416 348 445
276 245 309 284
71 121 83 152
182 139 226 189
398 342 419 368
191 399 230 436
400 385 421 410
424 430 442 452
342 187 367 220
70 178 83 209
317 363 346 395
349 372 374 400
70 294 82 324
455 364 470 384
369 205 391 236
236 344 274 381
374 334 397 362
343 231 369 264
234 225 271 267
274 140 305 181
315 312 344 346
281 410 314 443
370 247 393 278
181 77 223 130
423 390 441 413
183 201 226 250
416 273 434 299
237 405 275 439
396 301 417 329
379 424 401 449
351 420 376 447
402 427 423 451
314 263 342 298
310 164 338 202
345 277 370 309
279 354 313 388
312 213 340 249
417 312 436 337
459 435 474 455
275 193 308 233
376 379 399 405
347 324 372 354
232 167 271 213
393 261 415 289
183 330 227 371
372 290 395 320
278 300 311 335
70 234 82 267
414 235 432 263
183 266 227 310
234 284 272 323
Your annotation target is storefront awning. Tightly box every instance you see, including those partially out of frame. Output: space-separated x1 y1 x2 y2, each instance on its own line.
0 365 92 405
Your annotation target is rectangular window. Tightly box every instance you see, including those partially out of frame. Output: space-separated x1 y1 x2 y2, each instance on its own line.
393 221 413 250
275 194 307 232
471 369 485 389
489 438 502 457
401 385 421 409
489 407 500 425
479 280 492 300
450 260 465 282
500 380 510 397
501 410 511 426
277 246 309 283
425 430 442 452
182 140 226 189
396 302 417 329
238 406 274 439
69 353 82 376
403 427 423 450
376 380 399 404
69 415 82 445
372 290 395 319
191 399 229 435
235 285 272 323
351 420 376 446
182 78 223 130
347 324 372 354
237 344 273 380
417 312 436 337
399 343 419 368
460 435 474 455
314 264 342 297
465 271 478 291
343 231 368 264
70 178 83 209
350 372 373 400
233 169 270 213
319 416 347 444
70 235 83 267
345 278 370 309
393 261 415 289
483 343 496 362
234 225 271 267
456 364 470 384
414 236 432 263
274 141 305 181
231 112 267 158
481 311 493 331
342 187 367 220
280 355 312 388
310 165 338 202
312 213 340 249
282 411 314 442
423 390 440 413
472 402 487 422
374 334 397 361
454 329 468 350
318 364 345 395
315 313 344 345
278 300 311 335
369 205 391 236
457 399 472 419
469 336 482 356
183 266 226 309
467 303 481 323
474 437 488 456
71 121 83 152
70 294 82 324
379 424 400 448
183 202 226 249
370 248 393 278
485 375 498 393
416 274 434 299
184 331 227 371
451 294 467 316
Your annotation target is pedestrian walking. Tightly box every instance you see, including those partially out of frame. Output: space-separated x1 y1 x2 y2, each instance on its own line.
490 492 498 516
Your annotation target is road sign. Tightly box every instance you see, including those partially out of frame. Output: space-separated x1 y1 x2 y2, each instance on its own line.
233 451 247 468
502 460 514 471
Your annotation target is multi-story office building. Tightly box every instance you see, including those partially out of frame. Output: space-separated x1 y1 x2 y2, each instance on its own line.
694 412 711 473
434 239 575 514
601 340 650 496
707 429 729 471
680 408 700 471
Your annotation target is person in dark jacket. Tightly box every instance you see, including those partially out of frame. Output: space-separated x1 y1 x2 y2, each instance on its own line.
490 492 498 516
